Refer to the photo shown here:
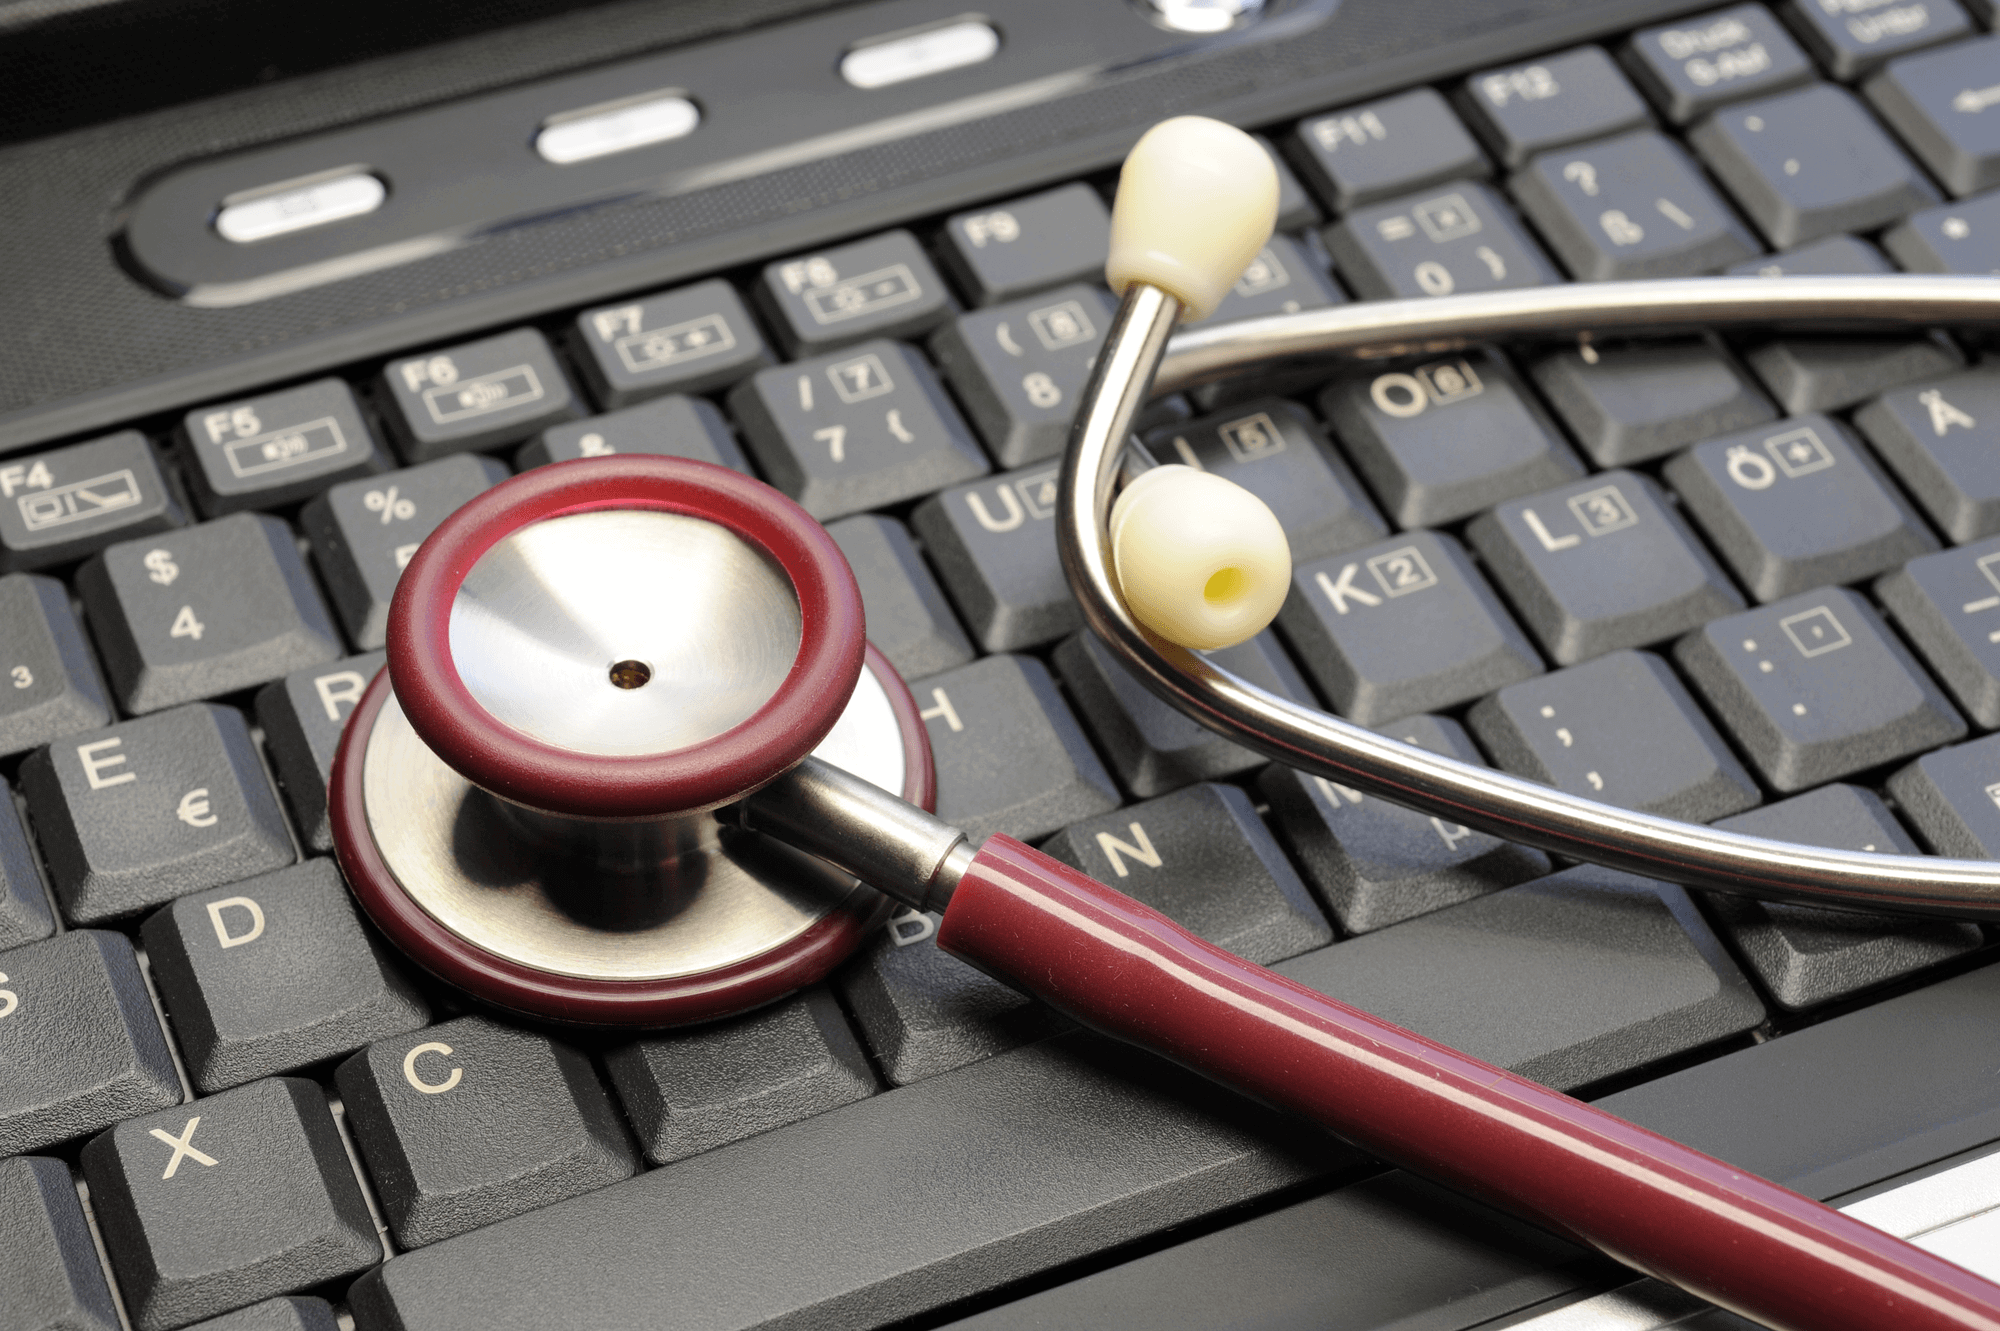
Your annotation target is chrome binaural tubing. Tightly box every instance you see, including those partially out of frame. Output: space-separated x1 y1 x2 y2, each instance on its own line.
1059 275 2000 920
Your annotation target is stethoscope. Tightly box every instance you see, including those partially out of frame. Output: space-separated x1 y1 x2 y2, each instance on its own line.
329 117 2000 1331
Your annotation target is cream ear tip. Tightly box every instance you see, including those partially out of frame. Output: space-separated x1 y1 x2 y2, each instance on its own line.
1106 117 1280 321
1110 466 1291 652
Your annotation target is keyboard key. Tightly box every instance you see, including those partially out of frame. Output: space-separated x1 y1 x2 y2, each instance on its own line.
301 455 509 650
1320 350 1583 527
1877 536 2000 724
1513 130 1760 278
1728 230 1895 274
1709 785 1980 1010
82 1076 378 1331
839 905 1070 1086
0 782 53 949
1054 628 1313 797
378 328 579 460
21 704 295 924
1624 4 1817 123
143 861 428 1094
917 654 1118 842
1745 329 1964 411
176 379 385 516
1281 863 1764 1090
1468 649 1760 820
0 1154 123 1331
336 1016 636 1247
1883 188 2000 273
1289 87 1490 209
1142 400 1387 563
0 572 111 758
77 514 342 715
1324 181 1561 299
1854 368 2000 540
571 279 772 406
912 462 1073 651
1663 414 1937 600
1865 35 2000 196
515 395 749 472
1675 587 1966 789
1467 470 1745 664
823 515 973 680
1460 46 1654 166
1193 233 1346 325
1782 0 1973 78
1890 731 2000 858
938 184 1110 305
0 930 180 1156
1278 530 1542 723
256 650 383 853
1529 337 1777 467
1257 136 1320 232
930 284 1116 466
1689 83 1939 247
1259 716 1552 934
1048 783 1332 964
186 1296 339 1331
604 987 874 1166
731 340 987 520
756 230 955 356
0 431 185 573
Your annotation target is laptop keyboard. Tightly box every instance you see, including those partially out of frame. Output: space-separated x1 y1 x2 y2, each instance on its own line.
3 4 2000 1329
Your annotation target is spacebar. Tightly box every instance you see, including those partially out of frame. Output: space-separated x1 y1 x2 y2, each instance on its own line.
346 1029 1363 1331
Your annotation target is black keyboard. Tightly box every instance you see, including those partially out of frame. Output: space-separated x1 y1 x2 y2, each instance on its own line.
3 2 2000 1329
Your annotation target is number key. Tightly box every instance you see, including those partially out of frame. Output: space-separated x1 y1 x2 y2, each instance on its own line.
1513 130 1759 278
0 571 111 757
177 379 385 516
571 278 772 406
730 341 987 520
378 329 579 460
0 430 186 572
1324 181 1560 299
939 184 1111 305
930 284 1116 466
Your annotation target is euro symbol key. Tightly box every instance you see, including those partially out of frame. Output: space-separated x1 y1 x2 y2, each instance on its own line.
176 788 217 828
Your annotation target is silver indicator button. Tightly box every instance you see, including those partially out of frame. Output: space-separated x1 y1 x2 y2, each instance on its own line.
535 93 701 166
840 19 1000 90
1141 0 1265 34
214 171 385 244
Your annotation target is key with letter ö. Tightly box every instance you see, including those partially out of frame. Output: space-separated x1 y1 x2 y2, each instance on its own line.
20 703 294 924
77 514 343 716
256 650 385 852
82 1077 379 1331
142 861 428 1094
337 1015 635 1247
377 328 579 461
0 571 111 758
0 430 186 573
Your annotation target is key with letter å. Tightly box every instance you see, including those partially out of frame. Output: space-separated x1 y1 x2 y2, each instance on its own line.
21 703 295 924
0 571 112 758
0 1154 124 1331
77 514 343 716
0 431 186 573
337 1015 636 1247
571 278 772 407
756 230 955 356
257 650 385 853
1289 88 1490 210
378 328 579 460
142 861 428 1094
1878 536 2000 726
1513 131 1759 278
0 929 181 1156
1324 181 1560 300
82 1076 379 1331
176 379 385 516
938 184 1111 306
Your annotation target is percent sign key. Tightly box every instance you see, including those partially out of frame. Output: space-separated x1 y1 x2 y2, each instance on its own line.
364 486 415 524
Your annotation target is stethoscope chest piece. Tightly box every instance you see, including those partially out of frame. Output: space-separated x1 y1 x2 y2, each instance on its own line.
328 456 934 1027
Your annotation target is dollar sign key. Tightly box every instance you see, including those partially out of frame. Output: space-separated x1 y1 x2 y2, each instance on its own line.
143 549 179 586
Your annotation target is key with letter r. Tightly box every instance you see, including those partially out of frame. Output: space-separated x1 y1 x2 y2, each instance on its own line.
257 651 385 852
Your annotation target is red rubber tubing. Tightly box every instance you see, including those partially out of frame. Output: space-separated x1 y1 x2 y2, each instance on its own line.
938 837 2000 1331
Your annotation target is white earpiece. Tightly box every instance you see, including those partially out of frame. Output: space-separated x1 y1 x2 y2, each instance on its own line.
1109 465 1291 651
1105 116 1280 322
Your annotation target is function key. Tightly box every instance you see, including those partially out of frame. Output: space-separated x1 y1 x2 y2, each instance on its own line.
1623 4 1816 123
517 396 749 472
1877 535 2000 725
302 455 510 650
20 703 295 925
571 278 771 407
0 431 185 572
77 515 342 716
1513 130 1759 278
0 571 111 758
1459 45 1653 166
1865 35 2000 198
1689 83 1938 248
256 650 384 853
1883 189 2000 273
1853 367 2000 540
1323 181 1560 299
1258 136 1322 231
378 328 579 461
176 379 384 516
1289 88 1490 210
1664 414 1936 600
756 230 955 356
729 340 987 520
939 184 1111 306
1530 337 1776 467
931 284 1116 467
1780 0 1973 79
